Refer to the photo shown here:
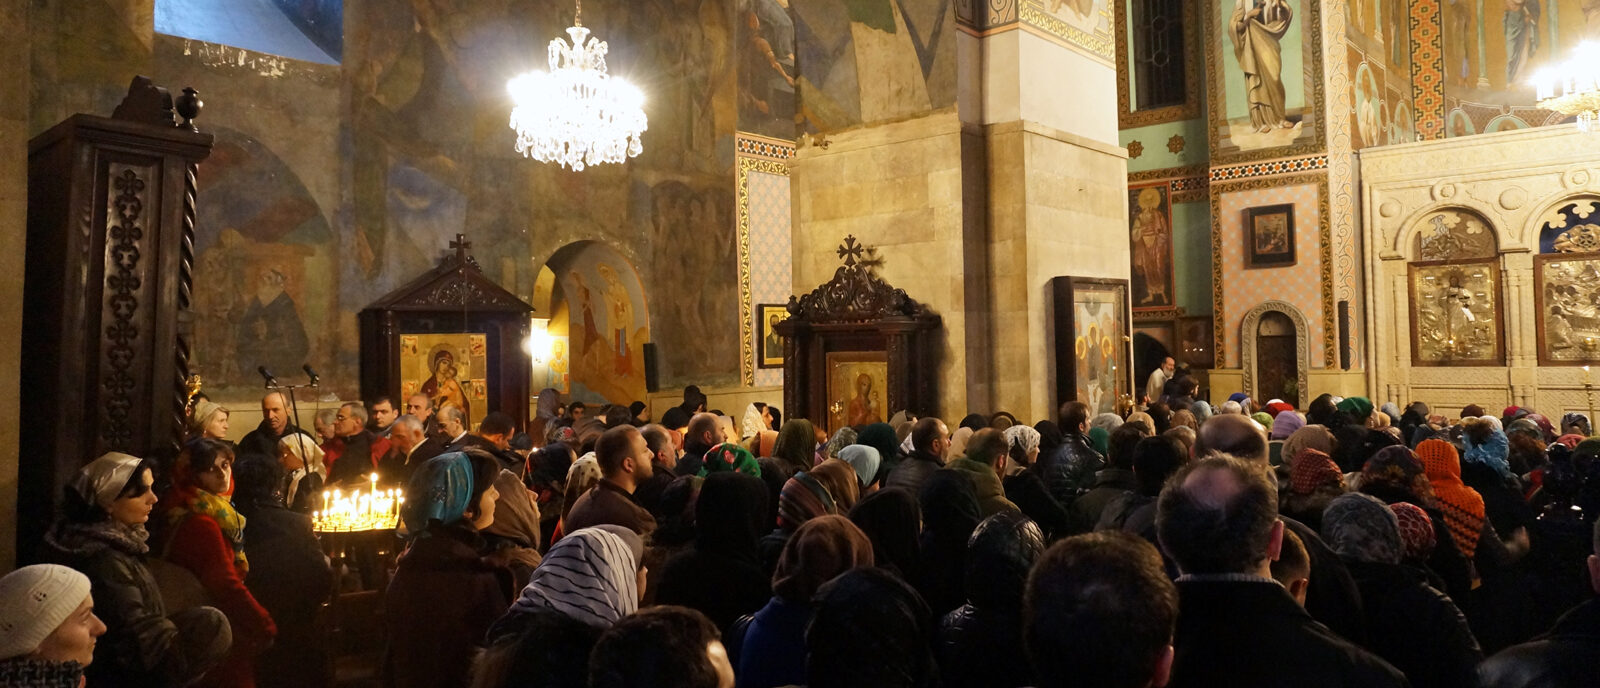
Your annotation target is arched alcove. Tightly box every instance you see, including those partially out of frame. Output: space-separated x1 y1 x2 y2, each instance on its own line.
1533 195 1600 366
1241 301 1310 408
1404 207 1504 367
540 241 651 405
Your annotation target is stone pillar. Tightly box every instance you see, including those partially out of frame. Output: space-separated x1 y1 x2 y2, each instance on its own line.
0 0 27 569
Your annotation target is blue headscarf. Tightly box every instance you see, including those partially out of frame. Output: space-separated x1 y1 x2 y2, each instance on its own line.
401 452 476 535
1462 428 1512 479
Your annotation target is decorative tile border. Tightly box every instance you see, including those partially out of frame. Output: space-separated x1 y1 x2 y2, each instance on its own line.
1209 155 1330 183
956 0 1113 66
736 152 792 387
735 133 796 161
1409 0 1445 141
1128 164 1209 204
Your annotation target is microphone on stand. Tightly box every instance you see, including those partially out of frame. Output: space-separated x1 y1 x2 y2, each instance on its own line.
258 366 279 388
303 364 321 387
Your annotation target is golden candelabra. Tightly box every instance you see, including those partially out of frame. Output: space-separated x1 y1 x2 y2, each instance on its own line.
312 473 403 533
1585 366 1596 438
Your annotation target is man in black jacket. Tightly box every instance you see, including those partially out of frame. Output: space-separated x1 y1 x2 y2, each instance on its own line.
1479 518 1600 687
1156 455 1406 687
239 391 315 459
885 417 950 493
677 413 723 477
1043 401 1105 505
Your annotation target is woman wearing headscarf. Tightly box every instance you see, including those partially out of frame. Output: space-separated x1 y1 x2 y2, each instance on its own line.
276 434 326 515
1321 494 1481 688
699 443 763 479
806 567 939 688
837 445 882 493
947 427 975 460
525 444 575 548
482 470 544 588
823 427 858 461
1001 424 1070 541
855 423 901 476
154 438 276 688
740 404 771 442
1269 412 1306 465
231 454 332 688
746 430 779 460
809 459 861 514
1357 445 1472 602
529 388 563 448
654 472 774 631
1280 448 1346 532
938 512 1046 688
1562 412 1592 437
1191 400 1214 423
1417 440 1488 564
385 451 511 688
1089 413 1123 435
1397 403 1430 447
1460 417 1535 539
1087 426 1111 458
916 469 983 618
735 516 875 688
1282 425 1336 469
757 471 836 576
475 525 643 688
848 488 922 578
552 455 602 543
41 453 231 687
771 419 817 473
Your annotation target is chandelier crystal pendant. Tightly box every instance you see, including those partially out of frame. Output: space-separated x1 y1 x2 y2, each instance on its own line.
508 0 646 170
1533 42 1600 132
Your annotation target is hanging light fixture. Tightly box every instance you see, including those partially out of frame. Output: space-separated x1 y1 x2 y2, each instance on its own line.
1532 42 1600 132
507 0 647 170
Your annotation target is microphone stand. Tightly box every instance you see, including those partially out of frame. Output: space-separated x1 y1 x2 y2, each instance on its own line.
265 370 319 505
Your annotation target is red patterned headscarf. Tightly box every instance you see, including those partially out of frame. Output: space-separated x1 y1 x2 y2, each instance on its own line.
1389 501 1436 561
1290 449 1344 495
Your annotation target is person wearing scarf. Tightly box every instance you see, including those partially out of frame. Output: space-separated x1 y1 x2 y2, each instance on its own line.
938 512 1046 688
757 472 837 575
1269 412 1306 465
1280 448 1346 532
740 404 770 442
1417 440 1487 561
1562 412 1592 437
848 488 922 579
41 453 230 688
837 445 882 492
855 423 901 474
654 472 774 630
735 516 875 688
276 434 326 515
771 419 817 473
948 427 975 460
386 451 511 688
806 567 939 688
917 469 983 618
698 442 763 479
153 439 275 688
1459 419 1536 547
1281 425 1336 470
1320 494 1482 688
747 430 779 460
0 564 103 688
1087 427 1111 457
529 388 563 447
552 455 603 543
1337 396 1375 426
482 470 545 588
809 459 861 513
823 427 859 461
477 525 643 688
1355 445 1472 603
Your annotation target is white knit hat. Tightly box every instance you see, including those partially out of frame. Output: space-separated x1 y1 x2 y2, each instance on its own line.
0 565 92 660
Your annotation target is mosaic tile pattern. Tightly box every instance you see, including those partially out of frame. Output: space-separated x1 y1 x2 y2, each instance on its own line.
1219 183 1327 368
747 170 792 388
1210 155 1329 182
1409 0 1445 141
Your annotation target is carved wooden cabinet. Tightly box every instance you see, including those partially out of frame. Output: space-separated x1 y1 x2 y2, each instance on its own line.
21 78 213 556
775 238 941 432
359 237 535 427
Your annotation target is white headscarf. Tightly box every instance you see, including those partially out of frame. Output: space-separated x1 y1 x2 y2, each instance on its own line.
72 452 143 511
740 404 768 440
1003 425 1041 456
508 525 641 627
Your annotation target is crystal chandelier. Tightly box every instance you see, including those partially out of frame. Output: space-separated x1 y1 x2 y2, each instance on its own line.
507 0 646 170
1533 42 1600 132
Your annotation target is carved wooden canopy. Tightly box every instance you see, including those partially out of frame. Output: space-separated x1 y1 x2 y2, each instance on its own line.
364 234 533 313
786 235 936 323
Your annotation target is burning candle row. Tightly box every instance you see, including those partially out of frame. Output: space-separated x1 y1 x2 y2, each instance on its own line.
312 473 403 532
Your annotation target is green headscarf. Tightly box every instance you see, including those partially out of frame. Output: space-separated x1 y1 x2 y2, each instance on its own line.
1251 412 1273 427
698 442 762 479
773 419 817 472
1088 427 1110 457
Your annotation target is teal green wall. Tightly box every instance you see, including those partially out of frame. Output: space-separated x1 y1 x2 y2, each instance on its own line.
1121 118 1207 173
1172 200 1211 315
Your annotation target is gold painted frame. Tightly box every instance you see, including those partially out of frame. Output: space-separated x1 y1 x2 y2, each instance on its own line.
1407 259 1504 367
1203 0 1327 165
1534 253 1600 366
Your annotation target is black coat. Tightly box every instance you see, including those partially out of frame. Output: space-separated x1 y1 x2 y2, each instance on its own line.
1170 580 1409 688
238 421 313 461
1002 469 1071 541
239 502 333 688
383 524 513 688
653 472 771 632
1284 516 1370 645
886 451 945 495
1344 559 1482 688
1041 433 1104 505
1068 467 1138 535
1479 597 1600 688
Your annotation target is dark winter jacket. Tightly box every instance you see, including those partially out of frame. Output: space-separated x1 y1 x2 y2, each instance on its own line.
1343 559 1482 688
1041 433 1105 505
936 512 1043 688
1479 597 1600 688
383 523 514 688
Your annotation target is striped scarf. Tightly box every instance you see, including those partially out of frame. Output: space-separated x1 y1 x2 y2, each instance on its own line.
509 526 638 628
1416 439 1485 559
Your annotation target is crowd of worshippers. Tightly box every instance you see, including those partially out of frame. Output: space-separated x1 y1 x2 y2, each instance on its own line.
8 379 1600 688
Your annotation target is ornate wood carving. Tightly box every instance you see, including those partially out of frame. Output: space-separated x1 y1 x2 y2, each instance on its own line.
101 167 148 447
776 237 942 427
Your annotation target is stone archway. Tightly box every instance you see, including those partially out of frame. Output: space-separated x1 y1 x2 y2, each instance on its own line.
1240 300 1312 408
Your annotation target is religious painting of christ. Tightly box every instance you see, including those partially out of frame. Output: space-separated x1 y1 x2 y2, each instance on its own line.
825 351 888 434
757 303 786 368
401 333 489 429
1129 186 1174 309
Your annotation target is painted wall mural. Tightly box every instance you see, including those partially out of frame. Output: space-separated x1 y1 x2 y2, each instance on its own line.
739 0 798 139
791 0 958 132
1439 0 1600 135
1210 0 1322 159
548 242 651 405
1130 185 1175 311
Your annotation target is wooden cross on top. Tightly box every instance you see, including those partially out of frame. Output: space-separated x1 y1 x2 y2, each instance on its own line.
837 235 865 267
450 233 472 263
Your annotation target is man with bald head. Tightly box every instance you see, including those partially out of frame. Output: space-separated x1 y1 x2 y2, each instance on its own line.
1194 413 1270 464
1194 410 1364 643
240 390 315 459
678 412 724 477
1156 455 1405 687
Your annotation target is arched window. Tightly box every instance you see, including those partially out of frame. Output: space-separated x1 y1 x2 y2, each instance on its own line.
1405 208 1503 366
155 0 341 64
1130 0 1186 110
1534 197 1600 365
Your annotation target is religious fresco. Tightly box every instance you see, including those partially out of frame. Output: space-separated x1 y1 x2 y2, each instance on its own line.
1129 185 1175 310
1071 280 1130 416
1536 255 1600 364
826 351 888 434
548 242 651 405
1211 0 1320 158
1439 0 1600 136
791 0 958 132
1408 261 1504 366
1411 208 1497 262
738 0 798 139
1538 199 1600 253
1353 60 1384 149
191 128 340 398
